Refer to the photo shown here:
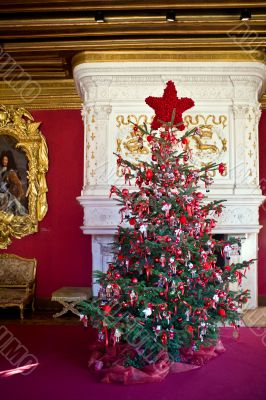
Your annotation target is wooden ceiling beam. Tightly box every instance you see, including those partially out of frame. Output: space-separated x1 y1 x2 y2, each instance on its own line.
1 1 266 13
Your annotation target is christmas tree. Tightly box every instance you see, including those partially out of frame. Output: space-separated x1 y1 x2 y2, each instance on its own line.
80 81 252 383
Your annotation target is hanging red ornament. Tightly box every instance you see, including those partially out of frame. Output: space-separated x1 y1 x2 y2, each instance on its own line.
181 137 188 145
129 218 136 226
176 248 182 256
218 308 226 317
109 185 117 198
147 134 153 142
160 253 166 267
102 305 112 315
136 176 143 187
122 188 129 197
144 263 154 281
187 325 194 334
203 262 211 270
117 156 122 166
161 332 168 345
131 277 138 284
196 192 204 199
218 163 226 175
179 215 187 224
146 169 154 180
152 154 157 161
160 164 166 170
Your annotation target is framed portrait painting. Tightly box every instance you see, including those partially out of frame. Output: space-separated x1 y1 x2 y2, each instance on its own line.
0 105 48 248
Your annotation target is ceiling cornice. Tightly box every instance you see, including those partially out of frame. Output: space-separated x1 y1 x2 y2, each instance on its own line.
0 80 81 109
72 50 266 67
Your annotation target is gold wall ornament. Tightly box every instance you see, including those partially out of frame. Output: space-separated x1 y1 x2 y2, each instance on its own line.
115 114 153 176
116 114 152 156
184 114 228 175
0 105 48 248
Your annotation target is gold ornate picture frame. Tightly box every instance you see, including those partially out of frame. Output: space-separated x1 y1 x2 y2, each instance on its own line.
0 105 48 248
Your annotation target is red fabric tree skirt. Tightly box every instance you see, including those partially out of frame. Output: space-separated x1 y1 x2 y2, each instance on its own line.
88 340 225 384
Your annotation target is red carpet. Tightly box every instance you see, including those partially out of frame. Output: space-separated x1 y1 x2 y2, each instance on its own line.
0 325 266 400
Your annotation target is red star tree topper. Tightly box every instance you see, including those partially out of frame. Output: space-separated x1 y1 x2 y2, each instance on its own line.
145 80 194 130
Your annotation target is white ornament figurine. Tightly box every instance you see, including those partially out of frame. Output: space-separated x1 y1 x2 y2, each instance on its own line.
142 307 152 318
114 328 122 342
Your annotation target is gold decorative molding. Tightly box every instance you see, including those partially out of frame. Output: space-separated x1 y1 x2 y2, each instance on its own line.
0 80 81 110
72 50 266 67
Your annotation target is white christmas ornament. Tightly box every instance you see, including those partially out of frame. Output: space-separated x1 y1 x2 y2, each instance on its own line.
142 307 152 318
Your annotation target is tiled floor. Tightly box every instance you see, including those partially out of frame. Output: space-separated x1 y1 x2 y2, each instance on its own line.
242 307 266 327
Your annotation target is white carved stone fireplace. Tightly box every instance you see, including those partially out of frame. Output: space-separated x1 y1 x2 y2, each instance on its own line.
73 53 266 308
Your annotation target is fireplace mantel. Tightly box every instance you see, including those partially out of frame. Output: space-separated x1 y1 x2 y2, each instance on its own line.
73 58 266 307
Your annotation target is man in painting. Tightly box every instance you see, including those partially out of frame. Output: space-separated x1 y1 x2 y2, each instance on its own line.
0 150 27 216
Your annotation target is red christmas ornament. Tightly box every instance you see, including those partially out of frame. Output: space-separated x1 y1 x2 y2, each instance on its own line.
110 185 117 198
152 155 157 161
203 262 211 270
147 135 153 142
196 192 204 199
131 277 138 284
160 164 166 170
129 218 136 226
176 248 182 256
146 169 154 180
122 188 129 197
161 332 168 345
102 305 112 315
218 163 226 175
117 156 122 166
181 137 188 145
218 308 226 317
114 272 121 279
145 81 194 130
179 215 187 224
187 325 194 334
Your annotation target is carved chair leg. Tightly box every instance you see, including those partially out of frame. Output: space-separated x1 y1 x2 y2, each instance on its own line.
20 305 24 320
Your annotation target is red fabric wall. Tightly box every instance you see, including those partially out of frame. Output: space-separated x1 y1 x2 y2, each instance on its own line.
0 109 92 298
259 109 266 295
